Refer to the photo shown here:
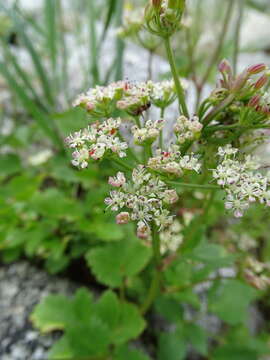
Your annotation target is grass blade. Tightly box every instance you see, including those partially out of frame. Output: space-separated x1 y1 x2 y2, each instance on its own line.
87 0 100 85
0 62 62 148
0 4 54 108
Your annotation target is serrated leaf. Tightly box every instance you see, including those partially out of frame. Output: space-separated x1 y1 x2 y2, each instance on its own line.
208 280 257 325
31 288 94 332
96 290 146 345
86 239 151 287
65 316 110 357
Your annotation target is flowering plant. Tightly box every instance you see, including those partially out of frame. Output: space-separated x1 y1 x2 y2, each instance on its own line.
32 1 270 359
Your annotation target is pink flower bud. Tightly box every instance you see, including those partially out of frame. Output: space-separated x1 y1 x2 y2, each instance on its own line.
116 212 130 225
248 95 261 108
108 172 126 187
218 59 232 74
247 63 266 75
86 102 94 112
254 74 268 89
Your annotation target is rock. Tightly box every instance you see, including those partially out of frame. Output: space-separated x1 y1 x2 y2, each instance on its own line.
0 262 78 360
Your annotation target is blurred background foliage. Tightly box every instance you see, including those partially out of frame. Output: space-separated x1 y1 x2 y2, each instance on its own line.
1 0 270 358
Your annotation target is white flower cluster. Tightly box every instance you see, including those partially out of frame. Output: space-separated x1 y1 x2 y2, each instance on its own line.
148 79 177 108
174 115 203 144
65 118 128 168
105 165 178 238
148 145 201 176
160 220 183 254
131 119 164 144
73 79 185 118
213 145 270 217
73 82 125 117
116 81 151 115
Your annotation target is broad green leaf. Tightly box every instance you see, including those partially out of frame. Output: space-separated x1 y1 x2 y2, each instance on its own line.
65 317 110 358
96 290 146 345
31 288 94 332
31 294 72 332
158 332 186 360
48 336 73 360
29 188 84 220
86 239 151 287
190 243 235 267
208 280 257 325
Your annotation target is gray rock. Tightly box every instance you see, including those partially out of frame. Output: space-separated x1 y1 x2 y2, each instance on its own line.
0 262 78 360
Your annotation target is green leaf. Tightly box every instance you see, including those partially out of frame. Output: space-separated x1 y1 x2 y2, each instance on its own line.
212 345 258 360
172 289 201 309
158 332 186 360
208 280 257 325
0 153 21 178
29 188 84 220
48 336 73 360
184 324 208 356
86 238 151 287
31 288 94 332
65 317 110 358
190 243 235 267
96 291 146 345
113 345 150 360
53 107 88 137
155 295 183 323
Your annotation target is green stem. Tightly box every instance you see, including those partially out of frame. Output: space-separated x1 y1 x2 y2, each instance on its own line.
166 181 219 191
159 107 165 149
134 115 141 128
112 158 133 171
164 37 189 118
203 93 236 126
140 224 161 315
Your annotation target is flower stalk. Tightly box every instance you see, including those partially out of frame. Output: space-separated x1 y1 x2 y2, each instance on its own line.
164 36 189 117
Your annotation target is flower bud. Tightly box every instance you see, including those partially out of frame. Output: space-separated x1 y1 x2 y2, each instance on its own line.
218 59 232 74
163 189 179 204
116 212 130 225
247 63 267 75
254 74 268 89
248 95 261 108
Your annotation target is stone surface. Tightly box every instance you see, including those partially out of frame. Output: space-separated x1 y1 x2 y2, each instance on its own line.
0 262 78 360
